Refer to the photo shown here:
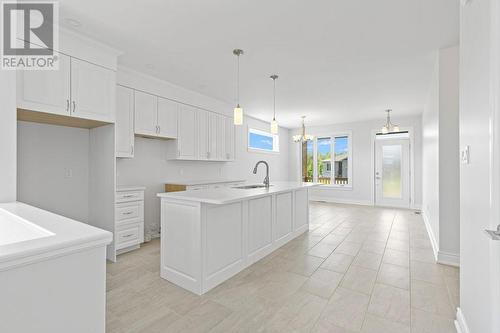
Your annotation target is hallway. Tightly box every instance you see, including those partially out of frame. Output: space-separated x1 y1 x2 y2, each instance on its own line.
106 202 459 333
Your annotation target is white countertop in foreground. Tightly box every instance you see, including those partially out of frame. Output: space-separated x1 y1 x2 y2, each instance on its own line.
157 181 319 204
0 202 112 270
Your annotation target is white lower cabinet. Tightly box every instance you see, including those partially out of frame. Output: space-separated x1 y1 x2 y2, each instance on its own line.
115 187 145 254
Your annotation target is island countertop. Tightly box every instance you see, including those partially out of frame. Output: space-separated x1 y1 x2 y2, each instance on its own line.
157 181 319 204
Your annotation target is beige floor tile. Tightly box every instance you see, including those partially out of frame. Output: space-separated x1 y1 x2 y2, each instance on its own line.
321 252 355 273
341 265 378 294
386 239 409 252
308 242 339 258
335 241 363 256
287 254 325 277
315 287 370 331
368 283 410 325
361 240 387 254
410 247 436 263
411 280 455 319
352 251 383 270
301 268 344 299
411 261 445 285
377 263 410 290
382 249 409 267
361 314 410 333
411 308 456 333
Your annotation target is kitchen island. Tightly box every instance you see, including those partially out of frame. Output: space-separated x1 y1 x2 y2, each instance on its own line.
157 181 318 295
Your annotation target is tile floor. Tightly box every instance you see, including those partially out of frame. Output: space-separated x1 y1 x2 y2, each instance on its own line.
106 202 459 333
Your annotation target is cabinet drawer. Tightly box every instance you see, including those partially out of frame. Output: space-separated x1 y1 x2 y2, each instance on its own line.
116 190 144 203
116 225 140 250
115 202 143 223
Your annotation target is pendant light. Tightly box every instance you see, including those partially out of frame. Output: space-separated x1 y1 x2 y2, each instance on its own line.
381 109 400 134
293 116 314 142
233 49 244 125
270 74 279 134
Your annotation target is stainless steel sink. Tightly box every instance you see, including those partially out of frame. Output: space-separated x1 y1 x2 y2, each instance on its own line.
233 184 272 189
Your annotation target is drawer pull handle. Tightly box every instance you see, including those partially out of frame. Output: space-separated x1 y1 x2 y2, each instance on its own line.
123 211 134 215
122 195 134 198
122 233 135 238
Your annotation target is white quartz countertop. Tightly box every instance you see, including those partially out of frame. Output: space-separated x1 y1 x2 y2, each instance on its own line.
0 202 112 270
163 179 246 186
157 181 319 204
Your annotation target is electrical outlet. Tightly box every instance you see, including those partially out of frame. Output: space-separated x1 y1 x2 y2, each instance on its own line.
64 168 73 178
461 146 470 164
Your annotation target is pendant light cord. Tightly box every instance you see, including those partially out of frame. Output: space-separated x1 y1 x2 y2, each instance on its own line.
273 77 276 120
237 54 240 106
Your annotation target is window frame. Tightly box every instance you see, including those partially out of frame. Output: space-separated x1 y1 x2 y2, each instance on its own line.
301 131 352 189
247 127 280 154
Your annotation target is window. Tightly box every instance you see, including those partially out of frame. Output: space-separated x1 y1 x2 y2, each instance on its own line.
248 128 279 153
301 133 352 187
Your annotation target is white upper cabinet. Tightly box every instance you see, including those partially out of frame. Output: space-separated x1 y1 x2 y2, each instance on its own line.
116 86 135 158
177 105 197 159
17 52 71 116
134 91 158 137
157 97 178 139
17 53 116 123
225 117 235 160
197 109 209 160
208 113 218 160
216 114 225 160
70 58 116 122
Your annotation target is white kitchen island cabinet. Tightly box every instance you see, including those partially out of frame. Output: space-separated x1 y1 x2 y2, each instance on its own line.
157 182 318 295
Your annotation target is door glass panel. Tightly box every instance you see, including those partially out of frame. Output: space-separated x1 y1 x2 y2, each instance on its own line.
382 145 402 199
317 137 331 184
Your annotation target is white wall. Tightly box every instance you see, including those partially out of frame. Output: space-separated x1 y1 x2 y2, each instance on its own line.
17 122 90 222
0 71 17 203
288 115 423 207
422 45 460 265
458 0 500 332
117 116 290 239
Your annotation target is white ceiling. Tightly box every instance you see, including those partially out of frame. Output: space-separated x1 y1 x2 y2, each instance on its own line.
56 0 458 128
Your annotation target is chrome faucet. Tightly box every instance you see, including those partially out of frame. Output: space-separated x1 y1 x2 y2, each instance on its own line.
253 161 270 187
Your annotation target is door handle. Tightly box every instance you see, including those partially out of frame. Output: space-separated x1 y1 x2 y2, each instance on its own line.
72 101 76 113
485 225 500 240
66 99 69 112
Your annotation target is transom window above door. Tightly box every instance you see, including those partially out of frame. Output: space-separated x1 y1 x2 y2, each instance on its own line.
302 133 352 187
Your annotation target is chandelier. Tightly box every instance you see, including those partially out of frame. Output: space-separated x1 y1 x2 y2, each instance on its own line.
293 116 314 142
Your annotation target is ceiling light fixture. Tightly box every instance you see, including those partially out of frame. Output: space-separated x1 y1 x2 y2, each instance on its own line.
293 116 314 142
381 109 400 134
233 49 244 125
270 74 279 134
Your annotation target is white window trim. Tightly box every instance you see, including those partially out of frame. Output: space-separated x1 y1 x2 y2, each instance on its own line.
302 131 353 189
247 127 280 154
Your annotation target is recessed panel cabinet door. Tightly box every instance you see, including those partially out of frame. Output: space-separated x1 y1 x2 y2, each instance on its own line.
216 114 225 160
224 116 235 160
197 110 209 160
115 86 135 158
134 91 158 137
177 105 197 159
17 52 71 116
208 113 218 160
157 97 178 139
70 58 116 122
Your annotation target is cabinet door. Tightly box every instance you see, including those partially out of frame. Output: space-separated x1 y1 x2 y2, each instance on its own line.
224 117 235 160
70 58 116 122
17 52 71 116
177 105 197 159
115 86 135 158
208 113 218 160
197 109 209 160
216 115 225 160
157 97 178 139
134 91 158 137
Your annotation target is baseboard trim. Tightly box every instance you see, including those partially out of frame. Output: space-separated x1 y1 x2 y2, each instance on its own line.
421 209 439 261
309 197 373 206
437 250 460 267
455 308 470 333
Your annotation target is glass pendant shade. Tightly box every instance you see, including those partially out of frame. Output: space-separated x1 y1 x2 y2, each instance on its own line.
270 118 278 134
380 109 399 134
234 105 243 125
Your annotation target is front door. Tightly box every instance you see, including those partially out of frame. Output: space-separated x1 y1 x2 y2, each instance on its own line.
374 136 410 208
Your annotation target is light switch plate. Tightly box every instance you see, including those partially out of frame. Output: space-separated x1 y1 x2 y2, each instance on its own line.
461 145 470 164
